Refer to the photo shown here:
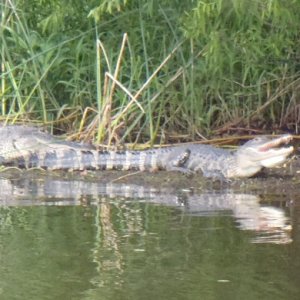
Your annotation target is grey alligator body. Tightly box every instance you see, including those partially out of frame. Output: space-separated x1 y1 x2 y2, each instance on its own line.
0 125 294 179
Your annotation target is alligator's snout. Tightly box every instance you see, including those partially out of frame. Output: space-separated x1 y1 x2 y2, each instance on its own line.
247 135 294 168
257 134 293 152
231 134 294 178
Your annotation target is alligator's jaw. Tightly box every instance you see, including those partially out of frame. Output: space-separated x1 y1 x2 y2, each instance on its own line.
250 135 294 168
230 135 294 178
258 146 294 167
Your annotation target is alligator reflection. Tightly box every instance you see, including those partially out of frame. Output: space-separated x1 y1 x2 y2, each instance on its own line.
0 177 292 244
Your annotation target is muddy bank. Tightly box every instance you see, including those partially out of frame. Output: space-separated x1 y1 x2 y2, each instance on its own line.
0 157 299 198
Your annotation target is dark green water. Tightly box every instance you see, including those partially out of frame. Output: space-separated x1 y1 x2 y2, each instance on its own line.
0 194 299 300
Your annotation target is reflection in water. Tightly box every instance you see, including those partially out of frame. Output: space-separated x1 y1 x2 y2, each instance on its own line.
0 176 292 244
0 175 297 300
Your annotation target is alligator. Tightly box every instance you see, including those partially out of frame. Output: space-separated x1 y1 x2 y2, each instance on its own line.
0 125 294 179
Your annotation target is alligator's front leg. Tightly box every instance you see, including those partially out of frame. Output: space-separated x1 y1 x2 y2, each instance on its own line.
165 149 194 175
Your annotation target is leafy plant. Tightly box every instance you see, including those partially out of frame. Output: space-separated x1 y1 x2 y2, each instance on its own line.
1 0 300 145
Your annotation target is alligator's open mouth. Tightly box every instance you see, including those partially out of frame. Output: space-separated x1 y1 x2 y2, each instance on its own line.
257 135 293 152
254 135 294 167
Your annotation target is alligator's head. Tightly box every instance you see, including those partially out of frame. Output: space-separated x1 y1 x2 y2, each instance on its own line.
228 135 294 178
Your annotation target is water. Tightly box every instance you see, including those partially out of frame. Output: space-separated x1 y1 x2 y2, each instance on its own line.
0 175 299 300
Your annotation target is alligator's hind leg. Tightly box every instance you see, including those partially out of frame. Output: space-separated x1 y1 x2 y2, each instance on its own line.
166 149 193 175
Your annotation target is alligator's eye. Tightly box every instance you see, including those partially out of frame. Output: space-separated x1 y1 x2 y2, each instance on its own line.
250 137 267 144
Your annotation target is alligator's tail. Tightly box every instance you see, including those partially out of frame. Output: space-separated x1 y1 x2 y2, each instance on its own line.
4 148 162 171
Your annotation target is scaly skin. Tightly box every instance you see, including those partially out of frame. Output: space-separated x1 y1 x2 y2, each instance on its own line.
0 125 294 179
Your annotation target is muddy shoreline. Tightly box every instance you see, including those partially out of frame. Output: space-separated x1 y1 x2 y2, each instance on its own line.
0 157 299 198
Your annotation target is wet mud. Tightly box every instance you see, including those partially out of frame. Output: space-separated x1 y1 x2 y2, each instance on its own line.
0 156 299 197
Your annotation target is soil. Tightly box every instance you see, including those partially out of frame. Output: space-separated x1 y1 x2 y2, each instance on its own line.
1 156 299 201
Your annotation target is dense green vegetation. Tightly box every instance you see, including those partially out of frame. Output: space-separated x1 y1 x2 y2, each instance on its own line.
1 0 300 144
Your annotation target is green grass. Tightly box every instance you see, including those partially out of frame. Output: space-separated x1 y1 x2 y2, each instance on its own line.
1 0 300 145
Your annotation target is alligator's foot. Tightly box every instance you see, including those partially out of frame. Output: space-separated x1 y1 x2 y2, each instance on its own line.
171 149 191 167
202 170 231 182
166 148 194 176
168 166 195 177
